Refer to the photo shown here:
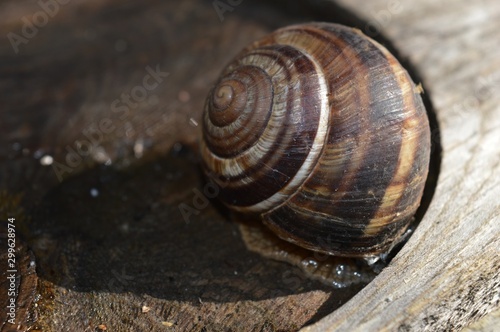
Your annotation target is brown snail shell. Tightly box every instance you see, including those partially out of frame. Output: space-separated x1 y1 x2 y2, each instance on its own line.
200 22 430 259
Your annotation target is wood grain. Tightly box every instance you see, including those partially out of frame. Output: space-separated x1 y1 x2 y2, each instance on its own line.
1 0 498 331
1 1 346 331
303 0 500 331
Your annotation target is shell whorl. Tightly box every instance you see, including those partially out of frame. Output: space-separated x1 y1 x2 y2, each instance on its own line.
201 23 430 257
201 41 331 213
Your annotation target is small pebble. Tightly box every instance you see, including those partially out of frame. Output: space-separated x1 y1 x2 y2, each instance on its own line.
40 155 53 166
134 140 144 158
90 188 99 197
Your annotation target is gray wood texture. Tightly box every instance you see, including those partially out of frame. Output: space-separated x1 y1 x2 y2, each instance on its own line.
304 0 500 330
1 0 498 331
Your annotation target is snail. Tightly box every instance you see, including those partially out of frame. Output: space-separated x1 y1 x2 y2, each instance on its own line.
199 23 430 285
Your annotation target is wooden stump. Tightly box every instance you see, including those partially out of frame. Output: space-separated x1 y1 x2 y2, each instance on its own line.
0 0 498 331
304 0 500 330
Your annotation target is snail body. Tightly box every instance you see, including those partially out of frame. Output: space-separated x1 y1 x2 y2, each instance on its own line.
200 23 430 258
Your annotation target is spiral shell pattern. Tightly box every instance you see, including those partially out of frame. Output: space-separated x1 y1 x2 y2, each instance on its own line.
201 23 430 257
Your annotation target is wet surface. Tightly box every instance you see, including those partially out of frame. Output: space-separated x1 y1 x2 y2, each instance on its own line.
0 0 439 330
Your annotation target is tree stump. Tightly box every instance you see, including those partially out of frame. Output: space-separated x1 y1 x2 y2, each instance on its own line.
0 0 498 331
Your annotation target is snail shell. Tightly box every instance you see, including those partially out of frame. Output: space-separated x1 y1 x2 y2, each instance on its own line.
200 22 430 258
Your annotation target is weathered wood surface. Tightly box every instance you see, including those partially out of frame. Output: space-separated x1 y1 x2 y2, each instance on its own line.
0 0 499 331
304 0 500 331
1 1 357 331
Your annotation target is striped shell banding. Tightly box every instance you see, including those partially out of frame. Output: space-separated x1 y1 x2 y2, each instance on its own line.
200 22 430 257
